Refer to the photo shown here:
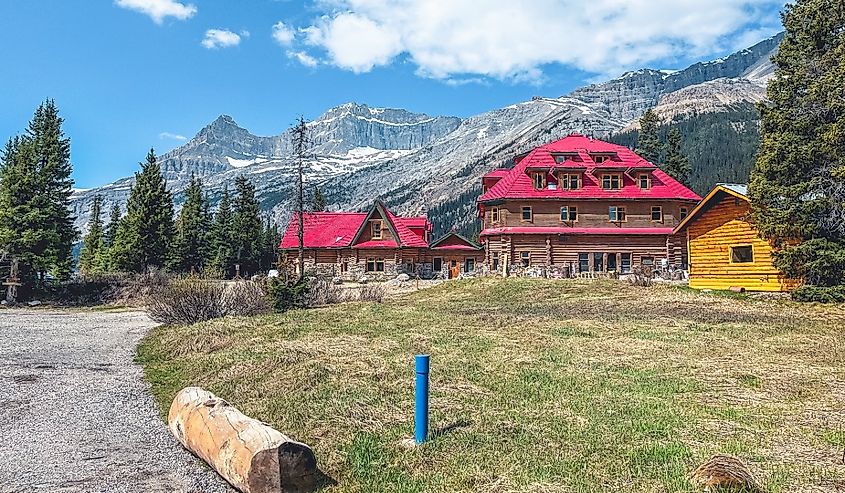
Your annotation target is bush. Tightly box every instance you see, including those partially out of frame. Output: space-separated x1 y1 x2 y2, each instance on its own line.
267 277 309 312
791 285 845 303
305 277 345 306
358 284 386 302
628 265 655 287
146 278 271 325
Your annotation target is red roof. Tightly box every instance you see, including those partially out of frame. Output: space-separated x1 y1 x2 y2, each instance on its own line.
478 134 701 202
279 203 431 250
480 227 675 236
429 231 482 251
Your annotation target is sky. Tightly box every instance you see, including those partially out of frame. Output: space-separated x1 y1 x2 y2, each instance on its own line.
0 0 786 189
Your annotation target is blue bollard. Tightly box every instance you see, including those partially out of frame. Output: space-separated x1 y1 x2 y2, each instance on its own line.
414 354 430 444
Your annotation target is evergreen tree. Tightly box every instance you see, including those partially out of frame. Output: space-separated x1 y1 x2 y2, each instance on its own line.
749 0 845 287
0 100 77 292
209 186 235 277
231 175 263 277
169 174 211 274
663 127 692 185
78 195 104 275
259 217 281 271
636 108 663 165
103 203 121 247
110 149 174 273
310 187 326 212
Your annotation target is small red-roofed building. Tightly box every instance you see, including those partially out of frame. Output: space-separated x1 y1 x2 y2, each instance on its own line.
478 134 701 276
278 201 482 280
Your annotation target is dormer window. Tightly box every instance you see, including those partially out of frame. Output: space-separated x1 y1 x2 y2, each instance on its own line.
559 173 582 190
601 174 622 190
531 172 547 190
638 173 652 190
371 220 383 239
590 152 616 164
594 156 607 164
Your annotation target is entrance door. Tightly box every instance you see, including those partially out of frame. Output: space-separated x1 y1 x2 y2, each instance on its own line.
449 259 460 279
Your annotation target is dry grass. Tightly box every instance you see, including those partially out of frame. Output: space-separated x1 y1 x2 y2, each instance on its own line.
137 278 845 492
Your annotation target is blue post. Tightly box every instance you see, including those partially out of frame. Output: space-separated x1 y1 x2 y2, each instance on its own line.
414 354 430 444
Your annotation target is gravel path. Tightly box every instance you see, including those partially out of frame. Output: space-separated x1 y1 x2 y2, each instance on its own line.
0 309 233 493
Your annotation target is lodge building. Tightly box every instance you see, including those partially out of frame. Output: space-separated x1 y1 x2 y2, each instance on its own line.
478 134 701 276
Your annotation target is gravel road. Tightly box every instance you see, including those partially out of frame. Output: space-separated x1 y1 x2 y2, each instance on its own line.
0 309 233 493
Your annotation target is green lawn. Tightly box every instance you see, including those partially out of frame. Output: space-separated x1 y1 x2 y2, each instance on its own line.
137 279 845 492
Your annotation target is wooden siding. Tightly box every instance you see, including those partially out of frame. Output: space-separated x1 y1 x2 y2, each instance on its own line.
485 199 694 229
686 195 797 291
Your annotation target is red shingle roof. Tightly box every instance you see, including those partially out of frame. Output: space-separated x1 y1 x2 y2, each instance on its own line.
279 203 431 250
478 134 701 202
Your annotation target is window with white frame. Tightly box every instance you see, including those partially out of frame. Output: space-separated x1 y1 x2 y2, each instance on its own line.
560 205 578 222
609 205 626 222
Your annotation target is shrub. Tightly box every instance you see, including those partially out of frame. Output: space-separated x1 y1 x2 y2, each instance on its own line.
267 277 309 312
146 278 271 325
791 285 845 303
305 277 345 306
358 284 386 303
628 265 655 287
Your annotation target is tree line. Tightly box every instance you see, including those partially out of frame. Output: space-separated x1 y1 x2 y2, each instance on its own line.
78 151 281 278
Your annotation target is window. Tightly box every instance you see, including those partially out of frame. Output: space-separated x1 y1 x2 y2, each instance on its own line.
520 251 530 267
609 206 627 222
578 253 589 273
593 252 604 272
607 253 617 272
560 205 578 222
679 207 689 220
601 174 622 190
651 206 663 222
638 174 651 189
521 206 533 222
366 257 385 272
731 245 754 263
433 257 443 272
491 207 500 223
371 220 383 239
593 155 607 164
560 173 581 190
621 253 632 273
465 258 475 272
531 172 547 190
340 261 348 273
491 252 499 271
641 256 655 266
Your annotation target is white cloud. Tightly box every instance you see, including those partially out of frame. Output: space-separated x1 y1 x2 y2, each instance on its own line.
114 0 196 24
288 50 319 67
159 132 188 141
201 29 243 49
297 0 785 81
272 21 296 46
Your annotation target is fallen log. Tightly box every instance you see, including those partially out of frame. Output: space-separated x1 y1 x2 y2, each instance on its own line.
168 387 317 493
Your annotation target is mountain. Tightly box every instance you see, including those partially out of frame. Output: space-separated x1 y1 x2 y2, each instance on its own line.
71 33 782 238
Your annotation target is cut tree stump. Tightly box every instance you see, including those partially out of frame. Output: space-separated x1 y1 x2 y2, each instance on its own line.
168 387 318 493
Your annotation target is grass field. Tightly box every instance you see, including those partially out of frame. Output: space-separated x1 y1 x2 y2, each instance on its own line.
138 279 845 492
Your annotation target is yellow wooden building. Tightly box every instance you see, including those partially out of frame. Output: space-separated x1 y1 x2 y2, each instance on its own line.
673 184 799 292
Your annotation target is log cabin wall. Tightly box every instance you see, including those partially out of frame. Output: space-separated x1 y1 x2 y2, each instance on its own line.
686 194 798 292
485 200 692 229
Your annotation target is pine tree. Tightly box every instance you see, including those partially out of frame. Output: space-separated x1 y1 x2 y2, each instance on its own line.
663 127 692 185
311 187 326 212
110 149 174 273
259 217 281 271
231 175 263 277
0 100 77 293
169 174 211 274
636 109 662 165
103 203 121 248
749 0 845 287
78 195 104 275
209 186 235 278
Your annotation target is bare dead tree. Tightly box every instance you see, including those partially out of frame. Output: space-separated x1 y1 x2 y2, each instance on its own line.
291 116 312 281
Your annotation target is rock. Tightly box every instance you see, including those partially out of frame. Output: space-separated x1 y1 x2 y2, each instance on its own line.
250 274 263 282
396 273 410 282
0 300 7 306
332 277 343 285
27 300 42 307
358 277 368 284
702 289 714 293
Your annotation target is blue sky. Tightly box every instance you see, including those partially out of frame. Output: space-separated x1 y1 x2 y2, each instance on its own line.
0 0 785 188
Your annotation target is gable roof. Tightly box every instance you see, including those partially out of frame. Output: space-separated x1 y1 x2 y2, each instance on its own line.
478 134 701 202
279 201 431 250
673 183 749 234
429 231 482 251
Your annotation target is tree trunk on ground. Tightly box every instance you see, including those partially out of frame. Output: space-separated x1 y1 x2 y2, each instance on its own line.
168 387 318 493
